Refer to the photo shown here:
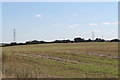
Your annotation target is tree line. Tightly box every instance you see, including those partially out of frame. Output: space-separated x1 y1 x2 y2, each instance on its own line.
1 37 119 47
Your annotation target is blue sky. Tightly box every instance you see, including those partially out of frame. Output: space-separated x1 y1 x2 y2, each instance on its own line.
0 2 2 43
1 0 119 2
2 2 118 43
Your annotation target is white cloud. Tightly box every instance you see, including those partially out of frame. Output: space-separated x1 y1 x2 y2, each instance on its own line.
102 22 119 25
67 24 79 28
89 23 97 26
102 22 111 25
111 22 119 25
35 14 43 18
102 22 117 25
53 24 60 27
111 22 117 24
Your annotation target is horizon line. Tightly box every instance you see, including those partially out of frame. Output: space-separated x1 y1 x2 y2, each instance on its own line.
1 37 119 44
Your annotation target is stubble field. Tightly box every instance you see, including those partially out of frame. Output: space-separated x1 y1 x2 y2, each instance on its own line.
2 42 118 78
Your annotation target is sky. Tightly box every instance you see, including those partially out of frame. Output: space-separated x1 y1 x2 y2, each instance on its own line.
1 0 119 2
2 2 118 43
0 2 2 43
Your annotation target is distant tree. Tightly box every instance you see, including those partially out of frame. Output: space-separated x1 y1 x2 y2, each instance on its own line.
40 41 46 43
26 40 40 44
11 42 17 46
110 39 119 42
70 41 74 43
74 37 85 42
52 39 71 43
86 39 92 42
18 43 26 45
94 38 105 42
53 40 62 43
2 44 11 47
62 40 71 43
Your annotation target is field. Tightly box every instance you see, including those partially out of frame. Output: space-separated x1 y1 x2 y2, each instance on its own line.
2 42 118 78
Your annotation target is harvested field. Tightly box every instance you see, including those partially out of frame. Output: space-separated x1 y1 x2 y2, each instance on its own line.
2 42 118 78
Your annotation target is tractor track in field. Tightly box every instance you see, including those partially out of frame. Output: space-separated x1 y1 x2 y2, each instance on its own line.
12 52 118 68
87 52 119 59
14 52 79 64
